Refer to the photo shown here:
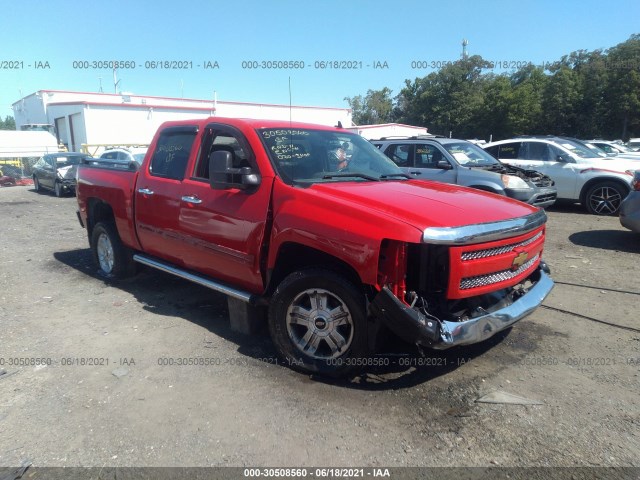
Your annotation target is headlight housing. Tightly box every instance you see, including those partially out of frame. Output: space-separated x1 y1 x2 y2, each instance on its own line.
501 174 530 189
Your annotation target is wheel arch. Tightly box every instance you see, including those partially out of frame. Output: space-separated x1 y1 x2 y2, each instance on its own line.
579 176 630 204
86 198 116 239
265 242 364 297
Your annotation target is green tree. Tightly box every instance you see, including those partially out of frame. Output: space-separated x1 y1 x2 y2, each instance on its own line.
344 87 394 125
0 115 16 130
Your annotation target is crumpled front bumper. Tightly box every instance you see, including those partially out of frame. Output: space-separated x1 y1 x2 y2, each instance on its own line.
371 267 554 349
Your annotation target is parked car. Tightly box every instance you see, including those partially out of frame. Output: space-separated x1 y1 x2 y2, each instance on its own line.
587 140 640 158
627 138 640 151
76 117 554 377
620 171 640 234
371 136 557 208
99 147 147 165
32 153 93 196
0 165 20 187
483 136 639 215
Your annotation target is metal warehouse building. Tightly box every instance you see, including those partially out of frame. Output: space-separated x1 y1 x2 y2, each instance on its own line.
12 90 353 153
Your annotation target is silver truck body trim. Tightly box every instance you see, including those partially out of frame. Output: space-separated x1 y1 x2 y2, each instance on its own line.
133 254 253 303
422 209 547 245
432 270 554 349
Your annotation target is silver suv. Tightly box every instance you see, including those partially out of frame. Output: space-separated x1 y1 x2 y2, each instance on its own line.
483 136 638 215
371 136 557 208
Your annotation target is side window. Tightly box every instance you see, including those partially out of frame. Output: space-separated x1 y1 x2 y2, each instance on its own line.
414 144 444 168
484 145 499 158
496 142 521 160
101 152 117 160
384 144 412 167
548 145 565 161
46 156 56 168
149 128 198 180
193 127 253 180
522 142 551 161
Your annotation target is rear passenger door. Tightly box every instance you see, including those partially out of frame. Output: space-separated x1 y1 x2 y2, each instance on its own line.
135 126 198 266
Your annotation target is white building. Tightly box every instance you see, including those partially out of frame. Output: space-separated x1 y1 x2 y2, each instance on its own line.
12 90 353 153
346 123 428 140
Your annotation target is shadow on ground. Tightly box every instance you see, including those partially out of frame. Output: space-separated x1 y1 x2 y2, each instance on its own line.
569 229 640 254
53 248 540 391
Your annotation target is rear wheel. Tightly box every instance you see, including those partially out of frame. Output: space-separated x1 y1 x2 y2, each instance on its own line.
585 181 627 215
33 175 42 192
268 269 368 377
90 222 136 279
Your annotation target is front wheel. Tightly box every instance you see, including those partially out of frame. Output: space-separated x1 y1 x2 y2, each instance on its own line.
268 269 368 377
90 222 136 279
54 181 63 197
585 181 627 215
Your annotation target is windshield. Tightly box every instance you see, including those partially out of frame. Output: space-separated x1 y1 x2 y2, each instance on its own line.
556 140 601 159
259 128 404 183
441 142 500 166
55 155 88 167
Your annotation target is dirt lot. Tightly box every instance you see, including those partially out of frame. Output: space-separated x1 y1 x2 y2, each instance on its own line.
0 185 639 471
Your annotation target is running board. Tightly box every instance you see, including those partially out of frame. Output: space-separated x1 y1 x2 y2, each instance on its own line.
133 254 254 303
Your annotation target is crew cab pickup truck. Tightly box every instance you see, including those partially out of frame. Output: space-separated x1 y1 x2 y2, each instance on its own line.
76 117 554 377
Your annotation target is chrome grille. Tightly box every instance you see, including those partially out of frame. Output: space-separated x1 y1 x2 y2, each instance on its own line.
460 254 539 290
461 231 542 261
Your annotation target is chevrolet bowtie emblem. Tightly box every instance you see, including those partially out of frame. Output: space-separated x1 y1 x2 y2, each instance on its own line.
512 251 529 271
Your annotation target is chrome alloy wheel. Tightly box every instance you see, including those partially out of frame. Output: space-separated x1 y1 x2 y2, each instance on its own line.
285 288 354 360
96 232 115 274
588 186 623 215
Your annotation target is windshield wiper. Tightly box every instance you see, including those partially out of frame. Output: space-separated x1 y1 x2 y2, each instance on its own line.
379 173 411 180
322 173 381 181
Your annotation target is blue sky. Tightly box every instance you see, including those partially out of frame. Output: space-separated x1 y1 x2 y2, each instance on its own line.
1 0 638 118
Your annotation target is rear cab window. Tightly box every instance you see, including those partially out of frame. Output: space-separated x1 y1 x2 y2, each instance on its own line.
149 126 198 180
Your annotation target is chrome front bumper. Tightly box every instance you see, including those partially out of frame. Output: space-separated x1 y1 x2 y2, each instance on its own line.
433 269 554 348
371 268 554 349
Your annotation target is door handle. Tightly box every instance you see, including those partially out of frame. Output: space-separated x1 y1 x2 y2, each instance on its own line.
409 171 421 175
138 188 154 195
181 195 202 205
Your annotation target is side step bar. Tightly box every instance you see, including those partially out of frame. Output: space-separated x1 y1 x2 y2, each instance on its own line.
133 254 255 303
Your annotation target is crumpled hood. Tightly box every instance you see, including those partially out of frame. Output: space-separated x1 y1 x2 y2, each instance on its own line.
309 179 538 231
56 164 77 180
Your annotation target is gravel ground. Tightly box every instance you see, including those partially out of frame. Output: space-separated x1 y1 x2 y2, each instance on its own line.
0 186 638 472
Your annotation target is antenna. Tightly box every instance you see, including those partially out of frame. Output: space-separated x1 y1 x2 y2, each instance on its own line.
462 39 469 59
288 76 292 125
113 65 121 93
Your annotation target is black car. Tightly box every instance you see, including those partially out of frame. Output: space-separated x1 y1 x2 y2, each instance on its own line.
32 153 93 197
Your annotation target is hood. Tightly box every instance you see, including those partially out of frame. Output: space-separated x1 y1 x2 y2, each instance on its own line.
307 179 538 231
56 164 77 180
579 157 640 172
476 163 554 187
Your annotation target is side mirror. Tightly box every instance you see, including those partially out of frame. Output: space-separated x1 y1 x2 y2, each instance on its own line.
209 150 260 190
437 160 453 170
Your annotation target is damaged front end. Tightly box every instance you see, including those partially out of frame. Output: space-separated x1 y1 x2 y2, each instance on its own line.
370 210 554 349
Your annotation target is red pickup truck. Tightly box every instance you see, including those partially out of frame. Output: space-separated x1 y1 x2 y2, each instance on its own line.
76 117 554 376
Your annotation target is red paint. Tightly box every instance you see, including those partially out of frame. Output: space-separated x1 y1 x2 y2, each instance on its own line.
77 117 544 299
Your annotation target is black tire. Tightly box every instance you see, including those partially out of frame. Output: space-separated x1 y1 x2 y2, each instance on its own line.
90 222 136 279
54 181 63 197
584 181 628 215
33 175 42 192
268 268 368 377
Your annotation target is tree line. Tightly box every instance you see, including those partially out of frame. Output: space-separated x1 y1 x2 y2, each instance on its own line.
345 34 640 141
0 116 16 130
